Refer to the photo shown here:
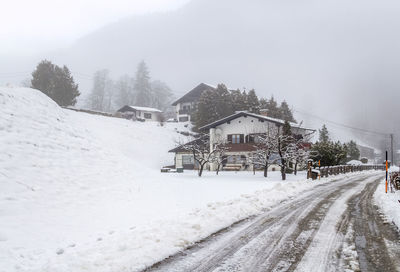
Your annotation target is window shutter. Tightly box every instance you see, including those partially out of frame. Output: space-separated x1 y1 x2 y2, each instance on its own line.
228 135 232 143
240 134 244 143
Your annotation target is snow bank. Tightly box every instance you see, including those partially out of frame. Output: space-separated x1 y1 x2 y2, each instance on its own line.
346 160 363 166
374 179 400 229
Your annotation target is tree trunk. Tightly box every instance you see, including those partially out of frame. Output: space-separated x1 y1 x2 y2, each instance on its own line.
216 164 220 175
281 159 286 180
263 161 268 177
294 161 298 175
198 164 205 177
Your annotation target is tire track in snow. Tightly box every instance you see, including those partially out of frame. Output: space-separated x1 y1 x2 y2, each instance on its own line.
145 173 383 272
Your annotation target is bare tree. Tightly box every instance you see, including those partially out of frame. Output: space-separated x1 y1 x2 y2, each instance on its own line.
179 135 214 177
249 132 278 177
210 139 230 175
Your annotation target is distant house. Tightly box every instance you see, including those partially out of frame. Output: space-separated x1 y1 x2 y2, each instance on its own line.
117 105 162 122
172 83 215 122
169 111 315 171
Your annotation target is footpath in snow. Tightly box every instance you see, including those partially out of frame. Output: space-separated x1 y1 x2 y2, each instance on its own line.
0 87 382 272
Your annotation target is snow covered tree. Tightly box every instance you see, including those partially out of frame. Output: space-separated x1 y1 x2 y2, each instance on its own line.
179 135 214 177
31 60 80 106
265 96 280 118
231 89 247 111
346 140 360 162
249 130 278 177
319 124 330 143
134 61 152 107
150 80 174 112
246 89 260 114
280 100 296 122
115 75 134 108
277 121 294 180
87 69 113 111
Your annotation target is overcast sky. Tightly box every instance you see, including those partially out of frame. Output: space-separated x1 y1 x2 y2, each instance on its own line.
0 0 189 55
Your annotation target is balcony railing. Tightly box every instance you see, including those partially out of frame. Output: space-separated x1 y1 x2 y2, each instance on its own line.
179 109 191 115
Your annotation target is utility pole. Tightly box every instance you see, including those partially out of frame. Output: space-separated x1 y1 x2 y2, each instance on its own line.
390 134 394 165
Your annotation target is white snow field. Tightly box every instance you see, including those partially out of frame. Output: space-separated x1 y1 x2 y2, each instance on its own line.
0 87 374 272
374 167 400 230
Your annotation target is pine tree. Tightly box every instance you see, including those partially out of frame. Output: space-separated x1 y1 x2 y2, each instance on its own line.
231 89 247 112
150 80 174 111
247 89 260 113
266 96 280 118
134 61 152 107
31 60 80 106
319 124 330 143
346 140 360 161
280 100 295 122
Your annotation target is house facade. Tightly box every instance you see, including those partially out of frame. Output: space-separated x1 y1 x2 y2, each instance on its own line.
172 83 215 122
169 111 315 171
117 105 162 122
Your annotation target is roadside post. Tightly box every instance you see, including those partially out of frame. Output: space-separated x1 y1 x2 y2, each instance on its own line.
318 160 321 180
307 159 313 179
386 151 388 194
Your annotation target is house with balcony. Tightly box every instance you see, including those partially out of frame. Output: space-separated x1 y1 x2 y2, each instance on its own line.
172 83 216 122
169 111 315 171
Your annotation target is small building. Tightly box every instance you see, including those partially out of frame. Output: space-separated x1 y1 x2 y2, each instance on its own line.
117 105 162 122
172 83 215 122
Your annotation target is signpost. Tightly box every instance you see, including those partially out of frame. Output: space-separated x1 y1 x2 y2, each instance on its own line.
386 151 388 194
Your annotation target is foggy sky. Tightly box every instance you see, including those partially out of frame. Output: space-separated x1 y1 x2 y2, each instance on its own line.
1 0 400 152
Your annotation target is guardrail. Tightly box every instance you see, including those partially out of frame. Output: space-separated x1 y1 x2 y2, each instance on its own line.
317 165 386 178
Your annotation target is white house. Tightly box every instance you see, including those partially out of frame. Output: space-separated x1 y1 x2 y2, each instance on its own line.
117 105 162 122
169 111 315 171
171 83 215 122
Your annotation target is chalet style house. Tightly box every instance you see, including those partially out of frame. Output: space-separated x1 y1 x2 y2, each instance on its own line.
172 83 215 122
117 105 162 122
169 111 315 171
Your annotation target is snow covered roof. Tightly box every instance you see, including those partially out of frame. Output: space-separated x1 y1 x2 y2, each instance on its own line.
117 105 162 113
199 111 316 132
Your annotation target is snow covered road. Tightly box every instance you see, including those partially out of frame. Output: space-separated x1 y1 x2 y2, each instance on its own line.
146 172 400 272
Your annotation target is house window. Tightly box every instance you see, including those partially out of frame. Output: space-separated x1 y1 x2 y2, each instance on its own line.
228 134 244 144
144 113 152 119
182 155 194 165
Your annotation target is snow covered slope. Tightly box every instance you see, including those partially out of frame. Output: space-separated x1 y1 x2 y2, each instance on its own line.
0 87 381 272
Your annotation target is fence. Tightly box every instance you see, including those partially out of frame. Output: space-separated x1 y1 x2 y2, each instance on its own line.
312 165 385 179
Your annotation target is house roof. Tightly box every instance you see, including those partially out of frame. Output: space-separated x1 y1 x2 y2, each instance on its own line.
117 105 162 113
168 136 209 153
199 111 316 132
171 83 216 106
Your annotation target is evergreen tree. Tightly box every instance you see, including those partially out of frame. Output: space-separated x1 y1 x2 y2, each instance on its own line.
31 60 80 106
280 100 296 122
266 96 280 118
194 84 234 130
319 124 330 143
231 89 247 111
259 98 268 110
134 61 152 107
346 140 360 161
246 89 260 113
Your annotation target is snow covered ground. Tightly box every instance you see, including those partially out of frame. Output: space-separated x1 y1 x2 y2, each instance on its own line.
374 167 400 230
0 87 381 272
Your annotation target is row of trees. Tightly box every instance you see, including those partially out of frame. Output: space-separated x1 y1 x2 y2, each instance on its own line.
310 125 360 166
86 61 174 113
30 60 80 106
193 84 296 130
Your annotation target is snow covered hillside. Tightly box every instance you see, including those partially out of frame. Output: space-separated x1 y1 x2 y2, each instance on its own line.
0 87 382 272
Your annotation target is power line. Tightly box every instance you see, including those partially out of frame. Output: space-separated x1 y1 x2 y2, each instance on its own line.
293 107 390 137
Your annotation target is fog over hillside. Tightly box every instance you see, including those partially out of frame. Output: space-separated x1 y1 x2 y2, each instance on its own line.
1 0 400 150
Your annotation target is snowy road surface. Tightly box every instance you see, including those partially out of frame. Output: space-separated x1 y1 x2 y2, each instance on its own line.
146 173 400 272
